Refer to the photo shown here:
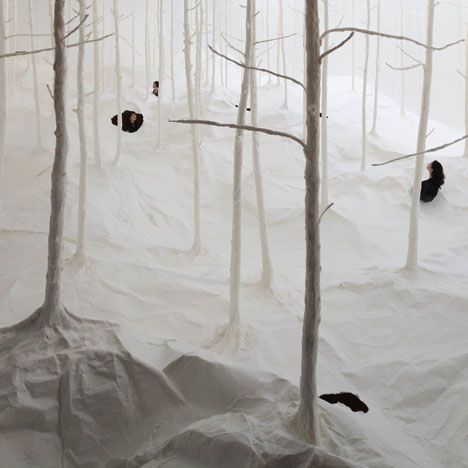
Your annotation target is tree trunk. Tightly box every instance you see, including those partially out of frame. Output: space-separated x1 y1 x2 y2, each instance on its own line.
145 0 151 97
43 0 69 324
28 0 43 148
9 0 17 96
400 0 406 117
74 0 88 264
92 0 102 169
195 0 202 116
370 0 381 136
464 27 468 157
405 0 435 271
351 0 356 92
113 0 123 165
184 0 202 254
48 0 54 47
267 0 272 84
320 0 329 208
228 0 254 336
225 0 229 88
171 0 176 102
360 0 371 171
211 0 216 94
250 0 273 290
294 0 322 445
157 0 164 144
0 0 6 209
279 0 288 109
131 0 135 88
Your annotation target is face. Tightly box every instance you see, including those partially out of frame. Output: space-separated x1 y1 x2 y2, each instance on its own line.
130 113 137 124
427 162 433 174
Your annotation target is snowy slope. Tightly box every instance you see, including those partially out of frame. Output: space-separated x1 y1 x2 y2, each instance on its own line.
1 63 467 467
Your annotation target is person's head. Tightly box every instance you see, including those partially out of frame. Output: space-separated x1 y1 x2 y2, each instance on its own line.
129 113 137 124
427 160 445 186
153 81 159 88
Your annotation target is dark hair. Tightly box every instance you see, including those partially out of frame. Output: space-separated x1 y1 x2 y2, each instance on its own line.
431 160 445 187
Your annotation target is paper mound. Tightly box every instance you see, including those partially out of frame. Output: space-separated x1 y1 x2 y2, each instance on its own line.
0 309 363 468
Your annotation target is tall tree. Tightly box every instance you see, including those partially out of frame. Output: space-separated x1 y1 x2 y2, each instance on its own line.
28 0 43 149
113 0 123 165
251 0 273 289
227 0 254 341
293 0 322 444
184 0 202 254
406 0 435 271
361 0 371 170
320 0 330 208
464 25 468 157
0 0 6 209
42 0 70 323
157 0 164 144
92 0 102 169
211 0 217 94
73 0 89 265
370 0 381 136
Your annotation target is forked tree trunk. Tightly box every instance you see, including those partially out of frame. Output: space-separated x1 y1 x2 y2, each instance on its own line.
250 0 273 289
405 0 435 271
113 0 123 164
92 0 102 168
74 0 88 263
320 0 329 208
43 0 69 324
370 0 381 136
360 0 371 171
184 0 202 254
228 0 254 336
0 0 6 209
294 0 321 445
28 0 43 148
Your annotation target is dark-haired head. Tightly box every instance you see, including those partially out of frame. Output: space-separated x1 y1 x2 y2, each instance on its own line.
428 160 445 187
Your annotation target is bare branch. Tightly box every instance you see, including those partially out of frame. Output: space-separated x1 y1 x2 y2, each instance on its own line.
0 33 114 60
255 33 297 45
46 84 54 99
372 134 468 166
319 203 334 222
321 27 465 51
386 61 423 71
320 32 354 61
208 45 305 90
63 14 89 40
169 119 306 148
